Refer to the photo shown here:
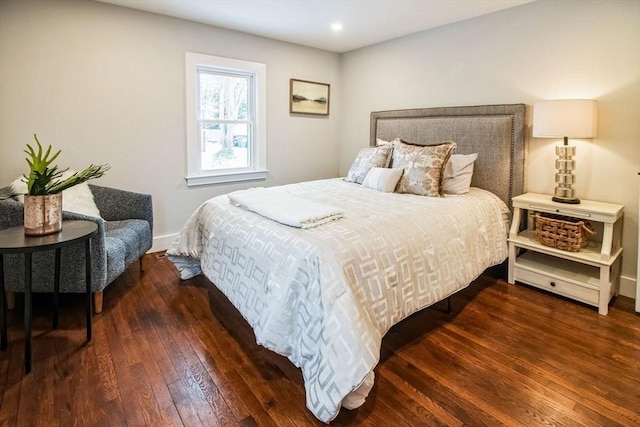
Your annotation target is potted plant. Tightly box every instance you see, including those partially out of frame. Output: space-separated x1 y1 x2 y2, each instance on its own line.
19 134 109 235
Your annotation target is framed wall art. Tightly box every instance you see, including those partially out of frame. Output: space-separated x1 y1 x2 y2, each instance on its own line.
289 79 330 116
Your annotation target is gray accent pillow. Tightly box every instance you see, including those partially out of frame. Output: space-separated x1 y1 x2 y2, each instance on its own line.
345 145 393 184
391 139 457 196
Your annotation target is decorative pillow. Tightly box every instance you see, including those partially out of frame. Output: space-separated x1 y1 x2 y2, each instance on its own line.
10 171 102 218
442 153 478 195
362 167 404 193
376 138 392 146
345 145 393 184
391 139 457 196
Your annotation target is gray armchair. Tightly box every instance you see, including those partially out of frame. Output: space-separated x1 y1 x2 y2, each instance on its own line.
0 184 153 313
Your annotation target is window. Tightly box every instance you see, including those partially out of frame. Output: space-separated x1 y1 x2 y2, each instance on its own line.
185 52 267 186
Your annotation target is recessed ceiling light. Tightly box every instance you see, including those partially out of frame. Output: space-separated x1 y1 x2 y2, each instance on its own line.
331 22 343 32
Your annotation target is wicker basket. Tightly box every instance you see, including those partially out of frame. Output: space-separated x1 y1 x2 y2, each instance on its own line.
533 212 596 252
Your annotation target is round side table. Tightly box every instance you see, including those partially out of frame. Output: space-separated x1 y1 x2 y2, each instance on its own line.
0 220 98 373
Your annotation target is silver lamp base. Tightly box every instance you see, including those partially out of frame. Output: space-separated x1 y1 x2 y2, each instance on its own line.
553 142 580 204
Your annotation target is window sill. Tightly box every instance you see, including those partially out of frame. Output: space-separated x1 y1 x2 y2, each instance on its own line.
186 169 268 187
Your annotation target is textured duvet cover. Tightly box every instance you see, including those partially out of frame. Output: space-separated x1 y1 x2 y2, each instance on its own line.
167 178 510 422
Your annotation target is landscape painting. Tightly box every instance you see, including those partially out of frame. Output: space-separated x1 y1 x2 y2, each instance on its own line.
290 79 330 115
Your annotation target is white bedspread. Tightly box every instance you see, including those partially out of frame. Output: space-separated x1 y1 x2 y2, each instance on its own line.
228 187 344 228
167 178 510 422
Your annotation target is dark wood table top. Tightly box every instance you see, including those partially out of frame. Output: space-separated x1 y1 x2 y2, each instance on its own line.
0 220 98 254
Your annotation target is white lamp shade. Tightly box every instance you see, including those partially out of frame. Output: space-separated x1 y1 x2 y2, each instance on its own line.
532 99 598 138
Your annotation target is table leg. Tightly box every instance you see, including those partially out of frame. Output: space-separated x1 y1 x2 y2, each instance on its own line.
53 248 61 329
24 252 32 374
0 254 7 350
85 239 92 342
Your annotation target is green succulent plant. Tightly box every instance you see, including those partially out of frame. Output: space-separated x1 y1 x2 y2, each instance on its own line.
23 134 110 195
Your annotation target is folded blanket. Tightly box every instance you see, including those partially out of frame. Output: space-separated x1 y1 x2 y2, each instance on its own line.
227 187 344 229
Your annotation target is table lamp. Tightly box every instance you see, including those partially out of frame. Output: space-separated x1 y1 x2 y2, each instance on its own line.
532 99 598 204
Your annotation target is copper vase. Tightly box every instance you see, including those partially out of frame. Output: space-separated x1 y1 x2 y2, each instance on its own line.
24 193 63 236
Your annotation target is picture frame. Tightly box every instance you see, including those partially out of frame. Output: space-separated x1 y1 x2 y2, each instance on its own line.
289 79 330 116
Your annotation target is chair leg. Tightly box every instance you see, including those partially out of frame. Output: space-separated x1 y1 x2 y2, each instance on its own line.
93 291 104 314
6 291 15 311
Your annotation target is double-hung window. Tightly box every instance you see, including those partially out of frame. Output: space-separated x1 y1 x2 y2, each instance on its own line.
185 52 267 186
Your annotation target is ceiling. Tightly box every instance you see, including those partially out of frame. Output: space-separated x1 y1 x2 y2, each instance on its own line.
94 0 536 53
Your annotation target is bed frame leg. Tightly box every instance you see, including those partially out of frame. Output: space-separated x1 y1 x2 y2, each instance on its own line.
430 297 453 314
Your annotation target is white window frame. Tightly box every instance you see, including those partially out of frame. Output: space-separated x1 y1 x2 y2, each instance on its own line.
185 52 267 186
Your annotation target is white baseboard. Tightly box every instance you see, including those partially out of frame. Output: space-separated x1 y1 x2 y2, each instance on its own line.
150 233 178 253
619 275 637 300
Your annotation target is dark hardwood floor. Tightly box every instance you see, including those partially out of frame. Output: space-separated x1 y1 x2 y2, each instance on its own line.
0 253 638 426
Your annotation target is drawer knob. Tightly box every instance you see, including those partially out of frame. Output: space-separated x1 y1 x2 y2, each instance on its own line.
550 281 556 287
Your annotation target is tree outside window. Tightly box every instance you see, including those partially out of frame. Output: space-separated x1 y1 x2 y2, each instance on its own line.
198 71 251 170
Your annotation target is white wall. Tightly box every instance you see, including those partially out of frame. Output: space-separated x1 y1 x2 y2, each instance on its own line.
340 0 640 298
0 0 341 251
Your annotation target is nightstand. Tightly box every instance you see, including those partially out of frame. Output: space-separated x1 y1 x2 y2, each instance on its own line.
508 193 624 315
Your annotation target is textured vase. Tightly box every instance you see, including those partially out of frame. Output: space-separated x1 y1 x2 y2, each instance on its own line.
24 193 62 236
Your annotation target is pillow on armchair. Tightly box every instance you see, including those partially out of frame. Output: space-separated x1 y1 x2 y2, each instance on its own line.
10 171 102 218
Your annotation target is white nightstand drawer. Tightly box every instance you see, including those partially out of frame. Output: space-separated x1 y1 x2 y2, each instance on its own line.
527 204 592 219
514 266 599 305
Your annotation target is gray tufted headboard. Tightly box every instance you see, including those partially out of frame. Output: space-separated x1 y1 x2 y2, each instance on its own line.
370 104 526 209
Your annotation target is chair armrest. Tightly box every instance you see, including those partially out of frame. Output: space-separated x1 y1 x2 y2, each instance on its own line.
0 196 25 229
89 184 153 235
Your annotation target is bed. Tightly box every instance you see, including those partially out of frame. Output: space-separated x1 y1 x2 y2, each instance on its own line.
167 103 526 423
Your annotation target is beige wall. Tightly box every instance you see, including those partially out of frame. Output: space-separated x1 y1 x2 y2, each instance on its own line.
340 0 640 298
0 0 342 250
1 0 638 297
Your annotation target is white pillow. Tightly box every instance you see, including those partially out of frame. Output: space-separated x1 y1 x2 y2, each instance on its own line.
376 138 392 146
10 171 102 218
442 153 478 195
362 167 403 193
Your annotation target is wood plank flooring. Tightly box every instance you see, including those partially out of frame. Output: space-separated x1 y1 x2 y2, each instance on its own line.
0 253 638 426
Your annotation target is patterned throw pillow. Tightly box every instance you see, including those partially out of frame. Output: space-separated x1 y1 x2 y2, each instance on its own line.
391 139 457 196
345 145 393 184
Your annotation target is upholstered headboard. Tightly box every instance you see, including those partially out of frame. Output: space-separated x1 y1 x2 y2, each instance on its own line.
370 104 526 209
